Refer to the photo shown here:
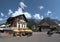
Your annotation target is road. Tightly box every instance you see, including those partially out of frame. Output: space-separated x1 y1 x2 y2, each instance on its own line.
0 32 60 42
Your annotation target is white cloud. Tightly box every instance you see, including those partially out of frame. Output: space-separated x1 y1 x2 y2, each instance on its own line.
39 6 44 9
24 12 32 19
11 7 23 17
11 7 32 19
33 13 43 20
47 10 52 14
11 2 31 19
0 18 3 21
5 16 8 20
1 13 4 17
20 2 27 10
8 9 13 15
11 8 31 19
46 10 52 16
5 16 7 18
41 16 44 20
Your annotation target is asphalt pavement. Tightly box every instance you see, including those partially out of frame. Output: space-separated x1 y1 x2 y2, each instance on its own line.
0 32 60 42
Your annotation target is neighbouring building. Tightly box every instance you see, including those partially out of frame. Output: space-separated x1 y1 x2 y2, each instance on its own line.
6 14 28 30
39 22 50 32
38 22 59 32
0 23 6 28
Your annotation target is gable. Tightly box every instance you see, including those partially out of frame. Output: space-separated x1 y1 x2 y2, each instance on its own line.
15 14 27 22
6 14 27 25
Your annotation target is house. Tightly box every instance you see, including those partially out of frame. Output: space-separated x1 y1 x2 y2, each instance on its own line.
6 14 28 30
38 21 59 32
0 23 6 28
38 22 50 32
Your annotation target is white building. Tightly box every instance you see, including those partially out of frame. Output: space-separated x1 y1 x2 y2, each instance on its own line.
6 14 27 30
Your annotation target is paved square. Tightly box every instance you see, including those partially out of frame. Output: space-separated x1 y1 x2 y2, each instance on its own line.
0 32 60 42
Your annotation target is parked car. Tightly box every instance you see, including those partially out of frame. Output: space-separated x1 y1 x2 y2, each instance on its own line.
47 28 60 36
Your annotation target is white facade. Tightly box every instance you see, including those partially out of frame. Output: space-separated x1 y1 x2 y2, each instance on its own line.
17 19 27 29
20 24 22 28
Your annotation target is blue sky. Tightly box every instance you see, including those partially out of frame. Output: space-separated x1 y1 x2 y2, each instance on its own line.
0 0 60 24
